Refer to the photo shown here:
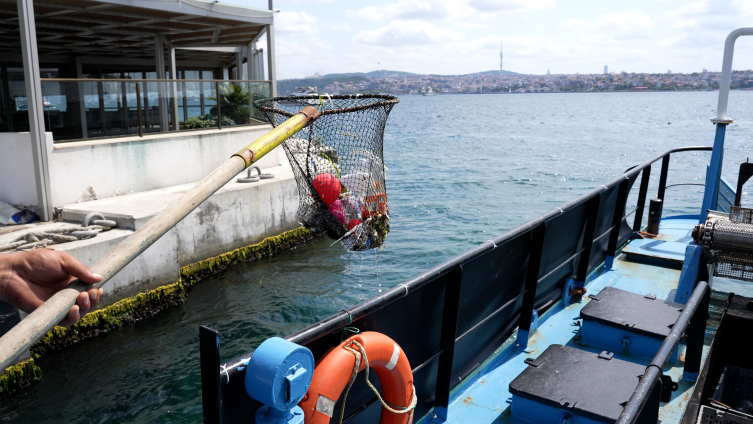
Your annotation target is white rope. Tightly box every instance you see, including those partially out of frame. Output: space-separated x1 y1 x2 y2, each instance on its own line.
0 224 114 253
219 364 230 384
487 240 497 249
329 217 371 247
339 340 417 424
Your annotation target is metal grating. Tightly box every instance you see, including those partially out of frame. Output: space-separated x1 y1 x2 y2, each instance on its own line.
706 217 753 281
698 406 753 424
714 258 753 281
730 206 753 224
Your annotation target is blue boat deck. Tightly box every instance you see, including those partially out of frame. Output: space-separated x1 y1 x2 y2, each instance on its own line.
420 217 720 424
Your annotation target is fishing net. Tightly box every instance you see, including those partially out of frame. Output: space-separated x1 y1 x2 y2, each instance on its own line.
254 95 399 251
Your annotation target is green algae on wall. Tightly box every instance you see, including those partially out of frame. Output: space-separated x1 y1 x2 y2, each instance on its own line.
31 281 187 357
0 359 41 399
0 227 316 398
180 227 314 283
31 227 315 357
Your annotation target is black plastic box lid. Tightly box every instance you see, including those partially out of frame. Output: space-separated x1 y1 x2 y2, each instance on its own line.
580 287 683 338
509 344 659 423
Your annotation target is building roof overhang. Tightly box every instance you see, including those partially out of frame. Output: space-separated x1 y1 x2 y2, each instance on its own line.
0 0 274 64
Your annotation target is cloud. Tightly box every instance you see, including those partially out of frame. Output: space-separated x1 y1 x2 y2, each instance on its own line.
467 0 556 13
352 1 453 22
275 11 317 35
354 20 464 46
661 0 753 50
264 0 753 78
326 22 352 31
557 19 585 34
594 11 654 31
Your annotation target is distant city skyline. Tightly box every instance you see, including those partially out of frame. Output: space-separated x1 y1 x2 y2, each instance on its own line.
283 67 745 97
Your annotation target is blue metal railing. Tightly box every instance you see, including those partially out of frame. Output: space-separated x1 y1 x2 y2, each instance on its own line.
202 146 713 424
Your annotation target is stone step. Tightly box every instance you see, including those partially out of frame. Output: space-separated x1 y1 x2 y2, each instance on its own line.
61 165 293 230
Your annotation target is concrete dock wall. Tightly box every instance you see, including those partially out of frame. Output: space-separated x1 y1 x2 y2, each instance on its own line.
0 125 281 210
55 166 300 303
1 123 303 305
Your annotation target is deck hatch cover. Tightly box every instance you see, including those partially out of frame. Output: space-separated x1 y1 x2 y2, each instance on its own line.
509 344 660 423
580 287 682 338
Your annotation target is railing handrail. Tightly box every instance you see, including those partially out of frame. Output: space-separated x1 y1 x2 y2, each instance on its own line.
210 146 714 423
283 146 712 345
40 78 273 84
215 146 713 375
615 281 710 424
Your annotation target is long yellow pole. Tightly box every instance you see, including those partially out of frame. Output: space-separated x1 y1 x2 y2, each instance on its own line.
0 106 318 371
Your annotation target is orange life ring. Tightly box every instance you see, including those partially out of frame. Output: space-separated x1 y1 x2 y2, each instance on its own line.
299 332 414 424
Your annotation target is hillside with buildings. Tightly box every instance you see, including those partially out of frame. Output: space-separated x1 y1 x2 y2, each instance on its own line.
279 69 753 95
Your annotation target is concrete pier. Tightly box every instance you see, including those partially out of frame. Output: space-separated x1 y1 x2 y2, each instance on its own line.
1 162 299 306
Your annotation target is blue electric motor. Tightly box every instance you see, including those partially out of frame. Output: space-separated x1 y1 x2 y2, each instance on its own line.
245 337 315 424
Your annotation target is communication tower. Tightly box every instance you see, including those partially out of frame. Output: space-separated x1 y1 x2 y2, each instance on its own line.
500 40 503 71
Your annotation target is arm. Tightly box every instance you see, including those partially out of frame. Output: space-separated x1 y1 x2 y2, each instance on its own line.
0 250 103 327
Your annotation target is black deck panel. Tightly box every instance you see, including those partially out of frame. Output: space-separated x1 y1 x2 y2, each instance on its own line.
509 344 659 423
580 286 683 338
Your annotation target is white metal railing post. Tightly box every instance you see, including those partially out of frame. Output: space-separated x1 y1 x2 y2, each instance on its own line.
267 0 277 97
170 45 179 131
17 0 52 221
246 44 253 118
154 35 169 131
74 57 88 139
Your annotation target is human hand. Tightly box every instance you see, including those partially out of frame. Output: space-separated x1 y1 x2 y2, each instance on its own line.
0 250 103 326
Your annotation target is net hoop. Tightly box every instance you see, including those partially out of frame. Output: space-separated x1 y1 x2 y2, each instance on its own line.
254 94 400 118
254 94 400 251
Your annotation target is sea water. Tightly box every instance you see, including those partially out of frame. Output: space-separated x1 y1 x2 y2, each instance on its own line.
4 91 753 423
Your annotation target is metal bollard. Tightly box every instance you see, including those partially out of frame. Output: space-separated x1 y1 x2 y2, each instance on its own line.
647 198 663 235
246 337 314 424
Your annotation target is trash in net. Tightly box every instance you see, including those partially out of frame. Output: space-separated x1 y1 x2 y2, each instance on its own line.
254 95 399 251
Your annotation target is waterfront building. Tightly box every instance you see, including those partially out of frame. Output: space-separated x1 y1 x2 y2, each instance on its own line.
0 0 302 352
604 65 608 74
1 0 280 220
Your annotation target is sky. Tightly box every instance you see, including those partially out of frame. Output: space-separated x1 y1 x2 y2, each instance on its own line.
222 0 753 79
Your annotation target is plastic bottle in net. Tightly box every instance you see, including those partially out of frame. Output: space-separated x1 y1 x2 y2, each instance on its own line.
255 95 399 251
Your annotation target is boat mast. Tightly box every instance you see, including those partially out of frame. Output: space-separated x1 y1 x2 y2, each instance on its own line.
700 27 753 221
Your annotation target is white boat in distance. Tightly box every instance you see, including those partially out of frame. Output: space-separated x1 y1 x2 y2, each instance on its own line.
422 87 437 96
292 86 318 96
